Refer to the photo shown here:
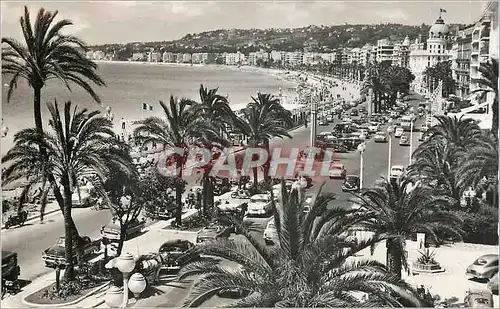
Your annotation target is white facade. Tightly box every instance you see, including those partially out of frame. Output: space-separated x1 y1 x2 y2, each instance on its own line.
409 14 453 95
182 53 192 63
270 50 282 63
162 51 174 63
376 39 395 64
224 52 244 65
93 50 105 60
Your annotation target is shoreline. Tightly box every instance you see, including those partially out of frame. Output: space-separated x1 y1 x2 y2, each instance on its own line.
1 63 360 159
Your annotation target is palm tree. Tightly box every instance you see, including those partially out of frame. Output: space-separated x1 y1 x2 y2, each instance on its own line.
423 60 455 97
456 136 498 207
361 63 391 113
2 6 105 133
2 100 134 280
423 115 482 152
238 93 293 186
409 137 461 203
471 58 499 137
194 85 234 216
178 183 421 307
351 178 463 278
133 96 221 225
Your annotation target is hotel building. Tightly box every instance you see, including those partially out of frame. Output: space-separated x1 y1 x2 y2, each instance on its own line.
409 13 453 95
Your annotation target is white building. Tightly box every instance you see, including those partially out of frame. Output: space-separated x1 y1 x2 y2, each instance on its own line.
162 51 174 63
376 39 395 64
182 53 192 63
270 50 282 63
409 13 453 95
132 53 145 61
93 50 105 60
224 52 245 65
147 51 161 62
284 51 303 67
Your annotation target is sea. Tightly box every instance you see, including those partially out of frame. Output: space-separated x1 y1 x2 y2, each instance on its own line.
1 62 297 154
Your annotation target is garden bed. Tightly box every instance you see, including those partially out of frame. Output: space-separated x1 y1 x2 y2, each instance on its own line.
24 281 105 305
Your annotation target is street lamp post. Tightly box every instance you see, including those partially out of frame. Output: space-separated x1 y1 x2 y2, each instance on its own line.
408 108 415 166
310 94 318 148
116 253 136 307
387 119 394 178
357 142 366 190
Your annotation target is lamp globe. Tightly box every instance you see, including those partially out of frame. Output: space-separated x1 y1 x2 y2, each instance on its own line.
105 286 123 308
128 273 147 298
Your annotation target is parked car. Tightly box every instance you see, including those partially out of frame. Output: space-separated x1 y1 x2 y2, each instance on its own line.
394 127 404 138
329 164 347 179
319 120 328 126
367 122 379 133
350 109 358 117
158 239 199 273
399 135 410 146
488 272 498 294
464 289 494 308
101 217 146 241
246 194 273 217
42 236 100 268
264 219 279 245
2 251 20 295
374 132 388 143
390 165 405 179
466 254 499 280
196 224 232 243
341 175 360 192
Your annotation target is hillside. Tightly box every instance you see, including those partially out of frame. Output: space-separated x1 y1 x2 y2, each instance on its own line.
90 23 464 59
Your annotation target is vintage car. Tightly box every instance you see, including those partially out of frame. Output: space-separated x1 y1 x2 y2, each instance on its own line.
488 272 498 294
399 135 410 146
466 254 499 280
374 131 388 143
2 251 21 296
42 236 100 268
101 217 146 241
158 240 199 273
216 288 250 299
394 127 404 138
341 175 360 192
390 165 405 179
264 218 279 245
329 164 347 179
246 194 273 217
196 224 232 243
464 289 494 308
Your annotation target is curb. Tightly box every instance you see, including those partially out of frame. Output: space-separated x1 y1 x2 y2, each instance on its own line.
21 281 109 308
2 208 61 230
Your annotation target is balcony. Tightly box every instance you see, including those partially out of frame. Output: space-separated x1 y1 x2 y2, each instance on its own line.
480 31 490 41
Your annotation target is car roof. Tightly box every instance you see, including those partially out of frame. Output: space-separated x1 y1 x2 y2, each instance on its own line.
251 194 269 198
346 175 359 178
332 163 345 168
392 165 404 169
477 254 499 260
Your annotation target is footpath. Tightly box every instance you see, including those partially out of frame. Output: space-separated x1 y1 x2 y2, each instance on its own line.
2 202 60 230
1 209 198 308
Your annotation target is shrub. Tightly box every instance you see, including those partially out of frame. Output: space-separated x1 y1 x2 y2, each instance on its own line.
456 206 499 245
416 248 437 265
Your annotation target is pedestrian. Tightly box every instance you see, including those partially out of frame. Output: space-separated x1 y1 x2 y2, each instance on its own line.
187 189 195 209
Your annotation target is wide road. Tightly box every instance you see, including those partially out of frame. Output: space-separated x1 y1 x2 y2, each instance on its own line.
1 208 112 281
1 88 425 286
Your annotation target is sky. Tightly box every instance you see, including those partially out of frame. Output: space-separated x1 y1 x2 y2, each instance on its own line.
1 0 488 45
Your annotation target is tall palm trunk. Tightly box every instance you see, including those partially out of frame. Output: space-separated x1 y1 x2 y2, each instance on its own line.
62 176 75 281
34 87 43 132
386 238 402 278
175 156 183 226
263 139 270 183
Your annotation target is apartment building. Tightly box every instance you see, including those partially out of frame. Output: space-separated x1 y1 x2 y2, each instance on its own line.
132 53 145 61
182 53 192 63
248 50 270 66
224 52 245 65
284 51 303 67
270 50 282 63
393 37 411 68
375 39 396 64
451 25 474 97
162 51 174 63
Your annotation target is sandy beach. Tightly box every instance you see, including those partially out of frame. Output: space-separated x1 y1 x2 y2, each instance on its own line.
1 62 360 158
